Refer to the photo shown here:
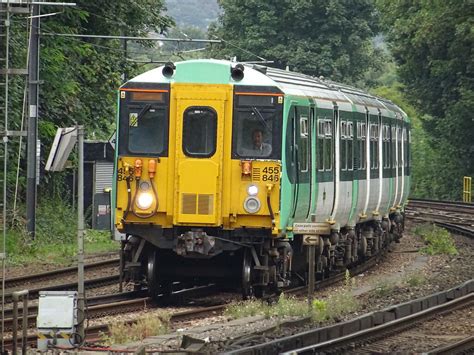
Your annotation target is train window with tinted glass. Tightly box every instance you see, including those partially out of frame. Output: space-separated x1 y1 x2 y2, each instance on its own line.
324 120 332 171
128 106 167 154
347 122 353 171
234 107 276 158
299 113 309 172
340 121 347 171
183 107 217 157
317 119 324 171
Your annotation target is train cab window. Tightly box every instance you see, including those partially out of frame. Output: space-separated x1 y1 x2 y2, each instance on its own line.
233 100 281 159
128 106 167 154
183 107 217 157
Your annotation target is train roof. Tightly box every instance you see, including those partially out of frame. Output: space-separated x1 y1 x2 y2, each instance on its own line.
126 59 408 120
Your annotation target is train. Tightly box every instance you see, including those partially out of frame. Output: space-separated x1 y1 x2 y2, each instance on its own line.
113 59 410 298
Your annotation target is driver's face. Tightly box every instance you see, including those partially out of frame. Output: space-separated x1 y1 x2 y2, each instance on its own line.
253 131 263 147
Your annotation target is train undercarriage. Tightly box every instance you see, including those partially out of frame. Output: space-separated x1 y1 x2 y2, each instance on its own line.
119 212 405 299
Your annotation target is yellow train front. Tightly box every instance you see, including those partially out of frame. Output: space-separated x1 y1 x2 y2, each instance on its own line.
114 60 285 298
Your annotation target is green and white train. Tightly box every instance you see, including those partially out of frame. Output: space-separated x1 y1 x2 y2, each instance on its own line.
114 60 409 298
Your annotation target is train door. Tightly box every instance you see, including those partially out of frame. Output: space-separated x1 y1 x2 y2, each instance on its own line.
313 103 334 223
331 104 354 227
294 105 311 220
172 84 229 226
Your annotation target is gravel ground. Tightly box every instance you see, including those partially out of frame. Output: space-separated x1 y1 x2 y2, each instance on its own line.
110 221 473 353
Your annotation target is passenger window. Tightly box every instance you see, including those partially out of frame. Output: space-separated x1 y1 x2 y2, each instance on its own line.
182 107 217 157
347 122 353 171
299 113 309 172
325 120 333 171
340 121 347 171
317 119 325 171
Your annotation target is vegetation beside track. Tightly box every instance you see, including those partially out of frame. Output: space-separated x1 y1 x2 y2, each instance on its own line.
414 224 458 256
225 271 359 323
101 312 171 345
1 197 117 266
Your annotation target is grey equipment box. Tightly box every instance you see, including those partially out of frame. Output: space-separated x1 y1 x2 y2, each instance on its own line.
37 291 78 351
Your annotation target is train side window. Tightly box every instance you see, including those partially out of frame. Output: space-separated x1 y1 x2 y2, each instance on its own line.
403 128 408 168
182 107 217 157
324 120 333 171
391 126 397 168
317 119 325 171
398 127 402 168
340 121 347 171
360 122 366 170
348 122 353 171
299 113 309 172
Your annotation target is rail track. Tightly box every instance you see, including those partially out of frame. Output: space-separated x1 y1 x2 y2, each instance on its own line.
406 198 474 238
2 284 223 349
2 274 120 304
1 257 120 290
3 248 391 351
223 279 474 354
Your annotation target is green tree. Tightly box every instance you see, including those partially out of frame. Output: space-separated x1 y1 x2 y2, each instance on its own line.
377 0 474 199
209 0 382 82
1 1 173 200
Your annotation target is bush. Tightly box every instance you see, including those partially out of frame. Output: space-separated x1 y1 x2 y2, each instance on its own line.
101 312 170 345
225 274 359 324
3 197 117 265
415 224 458 256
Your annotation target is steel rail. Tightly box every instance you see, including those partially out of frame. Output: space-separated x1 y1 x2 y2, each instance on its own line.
3 274 119 303
408 198 474 208
282 294 473 354
2 287 225 349
223 280 473 355
1 257 120 289
426 335 474 355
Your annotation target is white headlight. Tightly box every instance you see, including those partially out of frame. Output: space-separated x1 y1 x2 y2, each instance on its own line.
136 192 154 210
244 196 261 214
247 184 259 196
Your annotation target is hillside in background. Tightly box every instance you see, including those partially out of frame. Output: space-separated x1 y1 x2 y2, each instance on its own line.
165 0 219 30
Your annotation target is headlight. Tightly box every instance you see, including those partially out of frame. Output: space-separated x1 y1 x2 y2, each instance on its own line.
247 184 259 196
244 196 261 214
136 192 154 210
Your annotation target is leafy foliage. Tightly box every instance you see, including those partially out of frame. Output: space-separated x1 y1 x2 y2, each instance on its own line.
0 1 173 202
377 0 474 199
210 0 382 82
414 224 458 256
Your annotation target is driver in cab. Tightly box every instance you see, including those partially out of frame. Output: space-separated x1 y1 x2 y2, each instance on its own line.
248 128 272 157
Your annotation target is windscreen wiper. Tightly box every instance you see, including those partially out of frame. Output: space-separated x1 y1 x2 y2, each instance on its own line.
252 106 271 131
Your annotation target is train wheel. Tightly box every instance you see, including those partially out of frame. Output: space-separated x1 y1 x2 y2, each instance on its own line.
242 249 254 299
147 250 160 298
147 250 172 300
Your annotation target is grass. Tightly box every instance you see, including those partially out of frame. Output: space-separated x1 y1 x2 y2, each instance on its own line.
101 312 170 345
403 273 426 287
414 224 458 256
225 269 359 323
0 197 118 266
